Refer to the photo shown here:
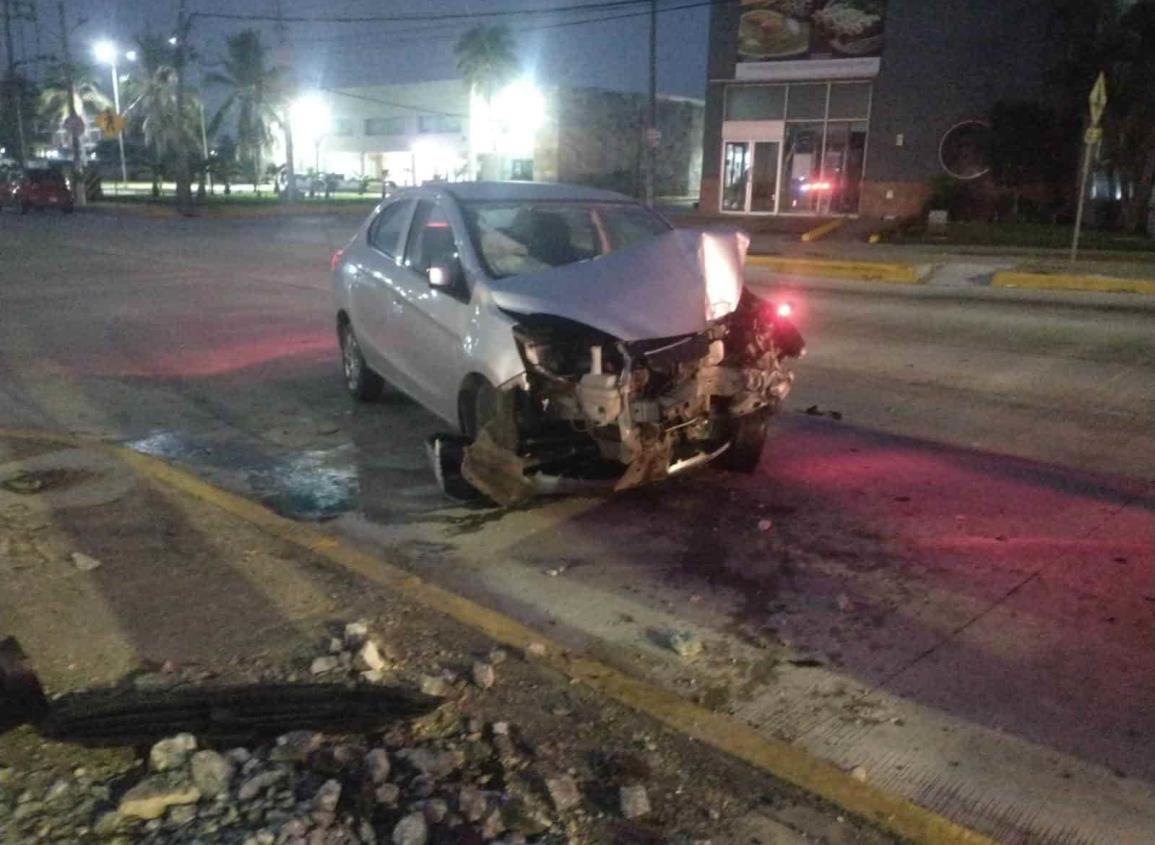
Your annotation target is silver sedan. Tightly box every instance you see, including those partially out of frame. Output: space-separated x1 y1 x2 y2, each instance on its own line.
331 182 803 504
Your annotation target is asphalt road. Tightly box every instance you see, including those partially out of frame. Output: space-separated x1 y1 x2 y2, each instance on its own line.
2 212 1153 845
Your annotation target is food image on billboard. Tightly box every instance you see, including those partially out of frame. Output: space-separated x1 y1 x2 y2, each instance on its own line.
737 0 885 62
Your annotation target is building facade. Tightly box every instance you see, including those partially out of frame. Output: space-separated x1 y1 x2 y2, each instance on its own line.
701 0 1049 218
308 80 704 198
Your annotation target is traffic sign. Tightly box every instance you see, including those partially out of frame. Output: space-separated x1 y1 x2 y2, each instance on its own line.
1089 72 1108 127
95 109 126 138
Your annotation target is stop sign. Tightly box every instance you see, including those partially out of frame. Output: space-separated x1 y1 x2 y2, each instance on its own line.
63 114 85 136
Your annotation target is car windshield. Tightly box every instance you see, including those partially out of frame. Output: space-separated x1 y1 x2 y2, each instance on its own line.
460 200 671 279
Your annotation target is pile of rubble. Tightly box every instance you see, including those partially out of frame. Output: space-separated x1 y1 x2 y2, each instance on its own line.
0 622 660 845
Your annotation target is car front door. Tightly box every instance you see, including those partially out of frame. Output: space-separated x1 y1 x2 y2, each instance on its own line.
387 198 473 424
350 199 415 381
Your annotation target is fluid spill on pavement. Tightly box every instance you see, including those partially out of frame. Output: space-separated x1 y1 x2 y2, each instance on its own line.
125 430 358 521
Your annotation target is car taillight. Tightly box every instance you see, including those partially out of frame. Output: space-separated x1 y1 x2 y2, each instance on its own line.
330 249 344 271
776 303 793 319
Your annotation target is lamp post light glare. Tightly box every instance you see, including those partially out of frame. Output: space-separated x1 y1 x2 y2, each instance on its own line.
92 39 133 185
291 94 331 175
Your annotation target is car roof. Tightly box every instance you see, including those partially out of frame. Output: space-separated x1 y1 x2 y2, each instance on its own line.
435 181 639 204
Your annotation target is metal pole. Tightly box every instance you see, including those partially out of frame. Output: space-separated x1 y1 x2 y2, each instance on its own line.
111 60 127 184
57 0 85 206
173 0 191 210
3 0 27 166
1070 137 1095 264
644 0 656 207
199 100 211 192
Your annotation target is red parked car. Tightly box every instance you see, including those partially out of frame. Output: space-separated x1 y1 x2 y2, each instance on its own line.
1 168 74 214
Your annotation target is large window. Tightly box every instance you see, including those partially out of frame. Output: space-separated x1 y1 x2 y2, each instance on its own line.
332 118 355 137
725 80 872 214
418 114 464 134
365 116 405 136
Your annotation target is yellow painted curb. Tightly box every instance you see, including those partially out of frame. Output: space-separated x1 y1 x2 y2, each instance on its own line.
0 428 999 845
801 219 845 243
748 255 921 284
992 270 1155 295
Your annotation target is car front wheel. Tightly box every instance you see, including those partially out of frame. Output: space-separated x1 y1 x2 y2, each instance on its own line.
339 321 384 402
717 406 772 473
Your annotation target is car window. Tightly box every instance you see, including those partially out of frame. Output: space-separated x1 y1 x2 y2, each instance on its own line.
404 200 460 274
461 201 670 279
367 200 412 259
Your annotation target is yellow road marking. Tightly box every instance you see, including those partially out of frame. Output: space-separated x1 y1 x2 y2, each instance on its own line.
747 255 921 284
801 219 845 243
992 270 1155 295
0 428 1000 845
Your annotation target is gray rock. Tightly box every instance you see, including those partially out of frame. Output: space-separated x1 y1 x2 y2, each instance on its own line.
423 798 448 824
149 733 198 772
271 731 322 763
12 799 43 820
391 812 428 845
365 748 391 784
71 551 102 571
118 775 201 820
418 675 449 697
457 785 488 822
374 783 401 807
310 656 341 675
190 750 233 799
398 748 464 780
237 768 287 802
480 807 506 839
355 640 387 672
93 810 121 836
313 779 342 813
544 775 581 812
667 630 703 659
619 784 651 819
44 778 70 801
343 620 370 647
471 662 495 690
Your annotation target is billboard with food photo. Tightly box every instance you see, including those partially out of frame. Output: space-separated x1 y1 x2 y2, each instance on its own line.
737 0 885 62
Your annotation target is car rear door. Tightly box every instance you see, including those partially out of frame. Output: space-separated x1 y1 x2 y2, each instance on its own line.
386 197 473 424
349 199 415 380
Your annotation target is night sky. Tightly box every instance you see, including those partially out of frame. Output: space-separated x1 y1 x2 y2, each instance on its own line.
23 0 710 100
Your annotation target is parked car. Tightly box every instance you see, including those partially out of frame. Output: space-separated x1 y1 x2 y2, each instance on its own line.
331 182 804 504
1 168 74 214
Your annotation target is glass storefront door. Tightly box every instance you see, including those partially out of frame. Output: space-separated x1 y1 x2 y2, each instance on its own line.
722 142 750 212
722 140 780 214
750 142 780 213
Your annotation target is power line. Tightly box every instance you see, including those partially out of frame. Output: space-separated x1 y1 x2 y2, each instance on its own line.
286 0 715 47
191 0 716 26
322 85 468 119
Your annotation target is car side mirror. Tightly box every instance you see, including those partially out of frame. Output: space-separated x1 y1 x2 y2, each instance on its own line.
428 260 459 290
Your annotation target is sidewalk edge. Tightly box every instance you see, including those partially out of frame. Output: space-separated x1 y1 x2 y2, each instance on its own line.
992 270 1155 295
747 255 922 284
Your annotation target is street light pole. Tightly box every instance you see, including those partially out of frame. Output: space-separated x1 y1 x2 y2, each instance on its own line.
644 0 657 208
109 59 127 184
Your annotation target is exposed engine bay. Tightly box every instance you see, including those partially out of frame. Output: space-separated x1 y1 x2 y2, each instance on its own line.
461 291 805 506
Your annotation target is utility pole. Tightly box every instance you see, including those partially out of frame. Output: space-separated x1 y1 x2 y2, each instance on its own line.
56 0 85 206
3 0 27 165
644 0 657 207
173 0 192 211
276 0 297 204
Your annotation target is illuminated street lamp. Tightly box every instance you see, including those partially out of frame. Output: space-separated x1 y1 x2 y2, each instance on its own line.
291 94 331 176
93 39 134 184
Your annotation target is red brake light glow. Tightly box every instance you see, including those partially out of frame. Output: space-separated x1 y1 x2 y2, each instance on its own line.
776 303 793 319
330 249 344 271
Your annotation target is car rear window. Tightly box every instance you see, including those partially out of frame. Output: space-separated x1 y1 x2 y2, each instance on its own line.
26 170 64 185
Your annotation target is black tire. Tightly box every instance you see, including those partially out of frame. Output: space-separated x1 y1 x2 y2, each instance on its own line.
459 378 498 440
338 321 384 402
717 407 772 473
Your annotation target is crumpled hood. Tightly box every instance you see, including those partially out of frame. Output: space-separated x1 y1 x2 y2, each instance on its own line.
485 228 750 341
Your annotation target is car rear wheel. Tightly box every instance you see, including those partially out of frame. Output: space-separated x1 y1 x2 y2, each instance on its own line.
338 321 384 402
717 406 772 473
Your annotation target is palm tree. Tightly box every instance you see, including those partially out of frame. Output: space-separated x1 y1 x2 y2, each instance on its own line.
206 29 287 196
122 36 200 198
454 24 518 104
39 62 110 128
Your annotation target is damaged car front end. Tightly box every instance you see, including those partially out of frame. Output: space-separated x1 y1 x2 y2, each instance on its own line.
462 229 805 506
